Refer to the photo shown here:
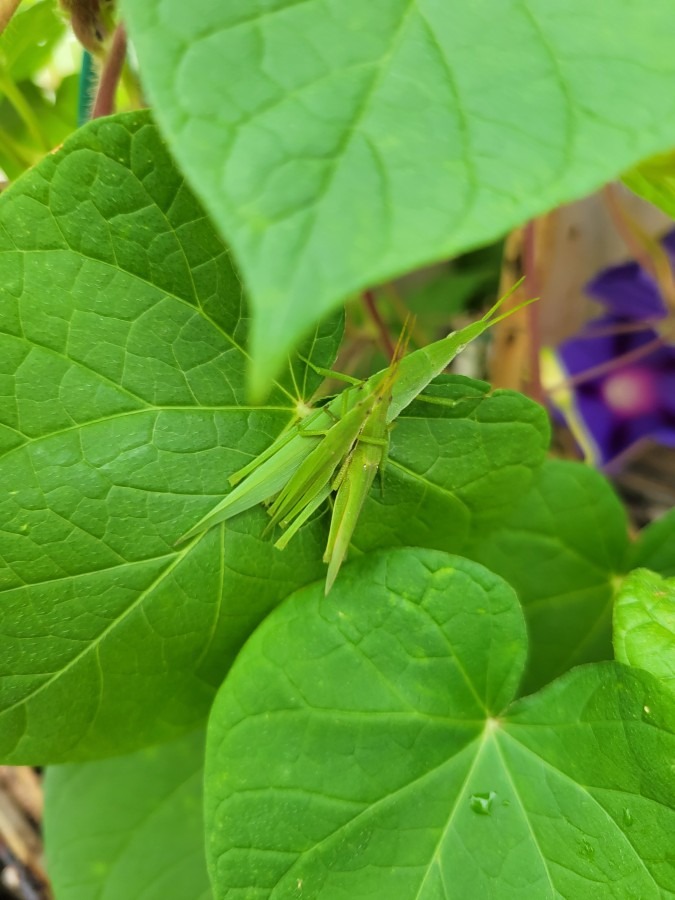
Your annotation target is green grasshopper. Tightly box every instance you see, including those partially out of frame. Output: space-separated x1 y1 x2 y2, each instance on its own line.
178 282 533 590
320 328 408 592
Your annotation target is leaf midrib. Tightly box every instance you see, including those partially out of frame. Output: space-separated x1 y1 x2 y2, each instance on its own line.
0 541 195 722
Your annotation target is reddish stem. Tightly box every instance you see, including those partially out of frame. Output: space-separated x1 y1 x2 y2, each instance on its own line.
92 23 127 119
363 289 395 360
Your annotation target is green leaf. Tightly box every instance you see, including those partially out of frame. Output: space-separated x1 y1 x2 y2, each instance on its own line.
45 729 211 900
0 76 80 179
0 110 342 763
614 568 675 695
465 460 630 694
629 509 675 576
122 0 675 394
204 547 675 899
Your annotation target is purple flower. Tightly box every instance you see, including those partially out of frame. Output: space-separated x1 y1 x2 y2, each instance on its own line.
550 233 675 467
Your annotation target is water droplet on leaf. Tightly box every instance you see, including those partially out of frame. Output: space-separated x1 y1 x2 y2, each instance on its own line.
469 791 496 815
623 808 634 827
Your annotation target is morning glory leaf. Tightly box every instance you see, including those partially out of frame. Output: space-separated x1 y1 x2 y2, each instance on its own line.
45 729 211 900
0 110 342 763
204 547 675 899
465 460 630 694
614 568 675 695
122 0 675 394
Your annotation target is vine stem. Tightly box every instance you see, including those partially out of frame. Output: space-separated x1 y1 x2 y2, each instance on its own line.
92 23 127 119
362 289 395 360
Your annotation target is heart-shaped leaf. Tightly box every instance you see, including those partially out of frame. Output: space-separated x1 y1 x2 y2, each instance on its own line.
45 729 211 900
122 0 675 392
614 568 675 695
205 548 675 899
